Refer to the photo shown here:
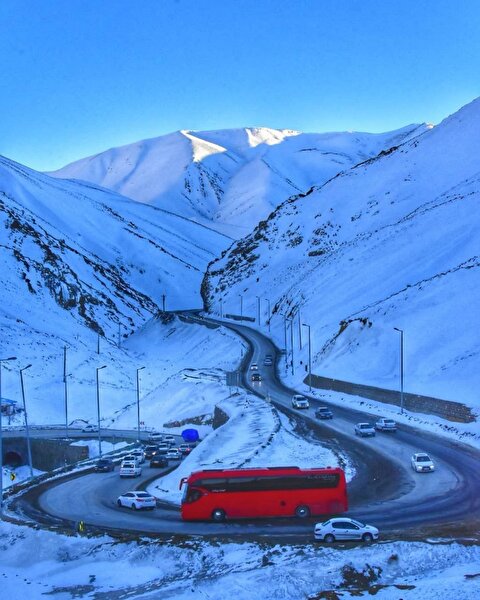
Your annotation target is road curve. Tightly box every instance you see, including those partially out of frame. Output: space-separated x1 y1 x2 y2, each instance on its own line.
9 314 480 540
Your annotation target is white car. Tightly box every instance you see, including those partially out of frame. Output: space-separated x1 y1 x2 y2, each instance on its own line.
354 423 376 437
119 461 142 478
375 418 397 432
148 432 163 443
82 424 98 433
164 435 176 445
250 363 258 370
130 449 145 464
292 394 310 409
117 491 156 510
122 454 142 466
411 452 435 473
165 448 181 460
314 518 379 543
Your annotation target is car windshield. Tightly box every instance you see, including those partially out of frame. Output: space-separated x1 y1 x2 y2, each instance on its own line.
136 492 149 497
360 424 371 428
417 455 430 462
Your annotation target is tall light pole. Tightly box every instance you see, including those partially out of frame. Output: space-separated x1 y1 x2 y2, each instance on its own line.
302 324 312 392
298 310 302 350
283 315 288 369
287 318 295 375
63 346 69 440
219 299 223 319
394 327 405 415
96 365 107 457
0 356 16 517
238 294 243 320
136 367 145 445
20 364 33 479
256 296 261 326
266 298 271 332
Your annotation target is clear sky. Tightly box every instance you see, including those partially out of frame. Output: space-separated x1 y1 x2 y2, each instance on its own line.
1 0 479 171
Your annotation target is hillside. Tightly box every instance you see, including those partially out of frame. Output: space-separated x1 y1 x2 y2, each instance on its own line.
203 99 480 406
48 125 428 236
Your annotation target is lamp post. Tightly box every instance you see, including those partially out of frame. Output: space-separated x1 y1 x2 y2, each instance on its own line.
238 295 243 320
136 367 145 445
302 324 312 392
0 356 16 517
283 315 288 369
20 364 33 479
266 298 271 332
96 365 107 457
394 328 405 415
63 346 69 440
256 296 261 326
219 299 223 319
298 310 302 350
287 317 294 375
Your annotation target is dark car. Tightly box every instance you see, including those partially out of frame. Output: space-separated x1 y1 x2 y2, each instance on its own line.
251 373 262 382
144 445 159 460
150 456 169 468
94 458 115 472
315 407 333 419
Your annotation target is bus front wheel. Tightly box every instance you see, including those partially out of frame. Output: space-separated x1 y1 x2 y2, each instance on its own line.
211 508 226 522
295 505 310 518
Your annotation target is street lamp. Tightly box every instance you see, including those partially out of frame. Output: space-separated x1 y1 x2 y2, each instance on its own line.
266 298 271 332
0 356 16 517
256 296 261 326
136 367 145 444
63 346 69 440
238 294 243 320
20 364 33 479
302 324 312 392
219 299 223 319
287 317 294 375
96 365 107 457
394 328 405 414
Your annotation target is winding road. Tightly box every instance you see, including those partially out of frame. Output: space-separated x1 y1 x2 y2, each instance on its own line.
8 314 480 541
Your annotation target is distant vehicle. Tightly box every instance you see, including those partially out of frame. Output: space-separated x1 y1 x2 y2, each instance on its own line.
82 424 98 433
315 407 333 420
166 448 182 460
122 454 142 466
117 491 156 510
144 445 159 460
411 453 435 473
250 363 258 370
314 518 379 543
150 455 169 468
178 444 192 455
292 395 310 409
156 443 170 454
263 355 273 366
354 423 376 437
375 418 397 432
130 449 145 464
251 373 262 382
119 461 142 478
94 458 115 472
180 466 347 521
148 432 163 443
164 435 176 445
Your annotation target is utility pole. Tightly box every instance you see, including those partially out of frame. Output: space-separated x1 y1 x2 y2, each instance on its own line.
0 356 16 517
239 295 243 320
394 327 405 414
256 296 261 326
20 364 33 479
136 367 145 445
283 316 288 369
298 310 302 350
63 346 69 439
289 318 294 375
302 324 312 392
97 334 100 355
266 298 271 333
219 299 223 319
96 365 107 457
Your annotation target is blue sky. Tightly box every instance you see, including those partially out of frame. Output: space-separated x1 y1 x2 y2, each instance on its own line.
1 0 479 171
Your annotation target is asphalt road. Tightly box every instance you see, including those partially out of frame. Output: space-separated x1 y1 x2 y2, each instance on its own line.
10 314 480 540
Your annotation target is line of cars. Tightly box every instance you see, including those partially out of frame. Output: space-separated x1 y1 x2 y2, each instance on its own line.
249 353 274 383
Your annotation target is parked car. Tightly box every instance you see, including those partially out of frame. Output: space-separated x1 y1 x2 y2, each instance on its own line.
411 452 435 472
94 458 115 472
148 432 163 443
315 407 333 419
375 417 397 432
292 394 310 409
251 373 262 382
82 424 98 433
314 518 379 543
130 449 145 464
178 444 192 455
165 448 182 460
150 455 169 468
354 423 376 437
144 445 159 460
117 491 156 510
119 461 142 478
250 363 258 370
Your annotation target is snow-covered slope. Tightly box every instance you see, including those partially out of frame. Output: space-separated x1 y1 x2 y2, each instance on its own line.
48 125 428 235
203 99 480 405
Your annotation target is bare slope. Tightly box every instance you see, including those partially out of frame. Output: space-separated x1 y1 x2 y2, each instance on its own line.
203 99 480 404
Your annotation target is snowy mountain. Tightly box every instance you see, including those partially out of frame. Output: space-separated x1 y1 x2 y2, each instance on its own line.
203 99 480 405
48 125 428 235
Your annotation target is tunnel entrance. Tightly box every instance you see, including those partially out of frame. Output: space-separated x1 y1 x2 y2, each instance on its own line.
4 451 23 468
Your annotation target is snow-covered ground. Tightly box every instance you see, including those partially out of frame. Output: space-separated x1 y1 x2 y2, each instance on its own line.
0 520 479 599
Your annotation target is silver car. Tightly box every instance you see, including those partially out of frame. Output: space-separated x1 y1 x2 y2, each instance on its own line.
314 518 379 543
411 452 435 472
354 422 376 437
117 491 156 510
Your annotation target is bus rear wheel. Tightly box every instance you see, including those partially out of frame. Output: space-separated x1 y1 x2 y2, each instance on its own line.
295 505 310 518
211 508 226 522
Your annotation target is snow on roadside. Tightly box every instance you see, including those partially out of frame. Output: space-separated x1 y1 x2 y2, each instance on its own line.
1 465 44 490
0 519 478 599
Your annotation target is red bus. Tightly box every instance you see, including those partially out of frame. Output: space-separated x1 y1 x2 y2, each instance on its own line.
179 466 347 521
